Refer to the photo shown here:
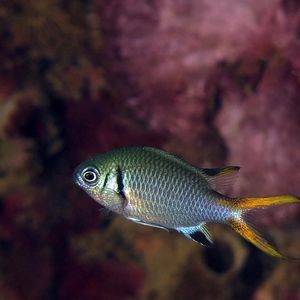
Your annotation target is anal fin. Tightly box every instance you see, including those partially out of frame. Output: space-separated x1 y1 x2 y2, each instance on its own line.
177 223 213 247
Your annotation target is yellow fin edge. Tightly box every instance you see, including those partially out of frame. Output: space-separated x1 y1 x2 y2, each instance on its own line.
227 219 284 258
235 195 300 210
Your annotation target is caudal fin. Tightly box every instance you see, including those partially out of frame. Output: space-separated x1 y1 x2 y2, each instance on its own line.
226 195 300 258
234 195 300 210
227 218 284 258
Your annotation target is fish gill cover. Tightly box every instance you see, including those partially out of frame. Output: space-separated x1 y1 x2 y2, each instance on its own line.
0 0 299 300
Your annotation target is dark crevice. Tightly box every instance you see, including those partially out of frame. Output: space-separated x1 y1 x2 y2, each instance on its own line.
233 245 276 300
203 240 234 274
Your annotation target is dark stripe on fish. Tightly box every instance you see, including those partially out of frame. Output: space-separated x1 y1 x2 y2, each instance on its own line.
116 166 126 200
103 173 109 189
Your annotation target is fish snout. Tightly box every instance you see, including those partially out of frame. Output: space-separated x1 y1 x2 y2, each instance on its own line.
73 166 83 186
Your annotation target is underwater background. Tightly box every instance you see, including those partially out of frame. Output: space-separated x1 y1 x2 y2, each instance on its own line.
0 0 300 299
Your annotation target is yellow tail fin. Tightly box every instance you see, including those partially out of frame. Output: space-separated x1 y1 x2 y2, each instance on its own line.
226 195 300 258
227 218 284 258
234 195 300 210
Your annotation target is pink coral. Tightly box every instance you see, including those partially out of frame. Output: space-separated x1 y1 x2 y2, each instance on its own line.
215 71 300 225
101 0 300 146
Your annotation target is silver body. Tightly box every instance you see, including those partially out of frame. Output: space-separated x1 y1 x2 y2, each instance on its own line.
77 147 232 229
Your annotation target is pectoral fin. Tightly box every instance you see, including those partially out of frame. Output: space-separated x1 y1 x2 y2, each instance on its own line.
101 187 125 213
101 167 128 212
177 223 213 247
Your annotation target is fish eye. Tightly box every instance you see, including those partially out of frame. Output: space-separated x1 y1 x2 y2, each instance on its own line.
81 167 99 185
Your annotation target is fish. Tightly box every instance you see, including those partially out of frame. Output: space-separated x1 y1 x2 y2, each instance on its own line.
73 147 300 258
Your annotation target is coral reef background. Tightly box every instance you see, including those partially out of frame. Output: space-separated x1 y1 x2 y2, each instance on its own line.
0 1 300 299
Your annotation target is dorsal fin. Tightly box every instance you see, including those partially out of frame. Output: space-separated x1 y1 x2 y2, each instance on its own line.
201 166 240 195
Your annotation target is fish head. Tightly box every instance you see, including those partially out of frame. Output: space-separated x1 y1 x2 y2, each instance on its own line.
73 155 109 204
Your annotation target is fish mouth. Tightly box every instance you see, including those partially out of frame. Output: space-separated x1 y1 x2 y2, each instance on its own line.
72 167 82 186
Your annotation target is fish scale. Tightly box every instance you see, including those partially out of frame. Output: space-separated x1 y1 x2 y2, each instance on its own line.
74 146 300 258
100 147 231 227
